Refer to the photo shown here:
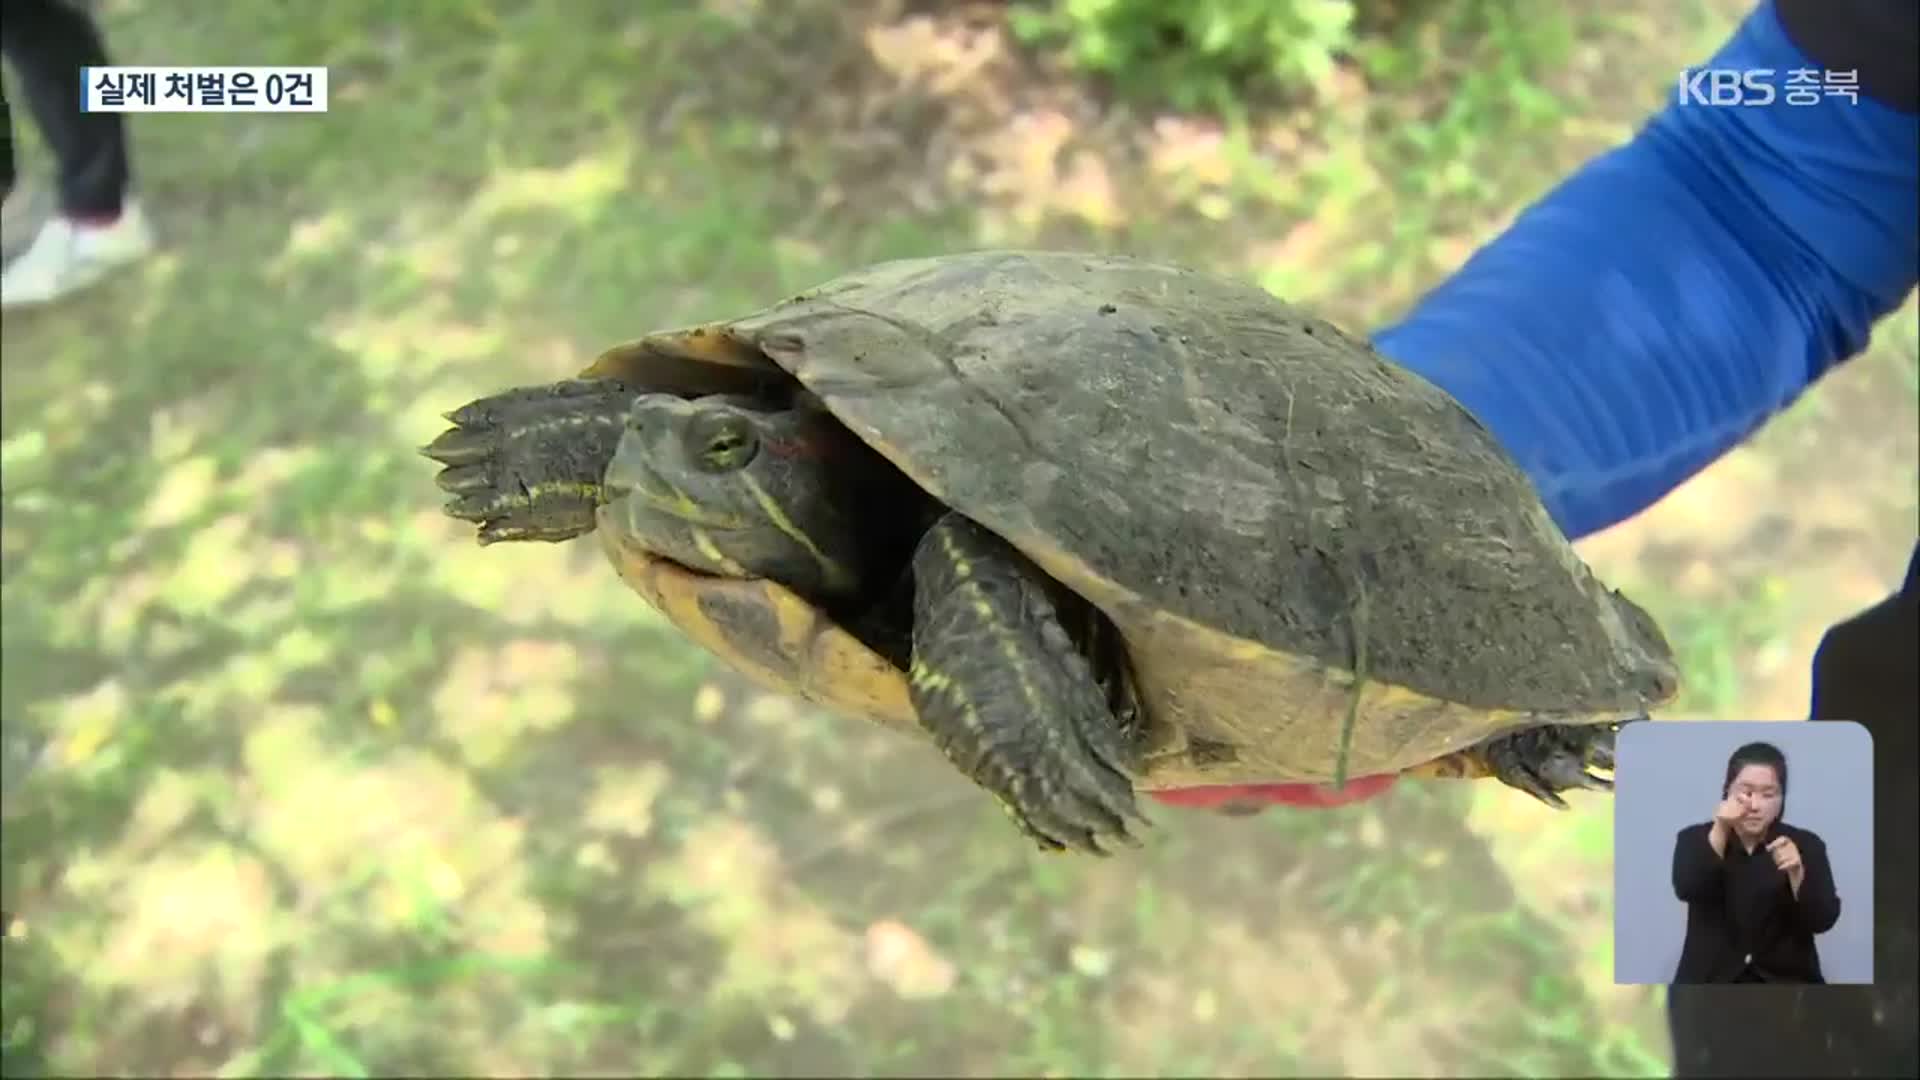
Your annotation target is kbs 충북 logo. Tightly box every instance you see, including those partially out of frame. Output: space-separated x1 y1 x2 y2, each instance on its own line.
1676 66 1859 107
81 66 329 113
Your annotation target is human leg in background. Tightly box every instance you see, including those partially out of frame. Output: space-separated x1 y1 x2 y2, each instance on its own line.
0 0 153 308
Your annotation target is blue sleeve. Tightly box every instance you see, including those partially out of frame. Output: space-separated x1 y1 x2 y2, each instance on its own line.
1370 0 1919 540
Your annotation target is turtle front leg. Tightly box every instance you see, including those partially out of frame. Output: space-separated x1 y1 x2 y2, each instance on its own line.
1472 720 1627 809
422 378 641 545
907 514 1149 854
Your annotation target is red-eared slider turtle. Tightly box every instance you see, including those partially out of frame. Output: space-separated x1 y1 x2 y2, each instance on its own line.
423 250 1679 854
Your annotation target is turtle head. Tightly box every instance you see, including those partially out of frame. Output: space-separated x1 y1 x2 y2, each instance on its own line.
601 393 885 603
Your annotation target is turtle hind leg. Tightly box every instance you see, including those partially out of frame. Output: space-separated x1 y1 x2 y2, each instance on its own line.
422 378 640 545
906 513 1149 855
1474 721 1625 809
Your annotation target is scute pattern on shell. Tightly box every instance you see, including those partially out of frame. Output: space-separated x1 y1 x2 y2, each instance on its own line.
745 256 1668 672
605 250 1678 782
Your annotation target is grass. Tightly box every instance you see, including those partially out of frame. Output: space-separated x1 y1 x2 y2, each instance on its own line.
3 0 1911 1076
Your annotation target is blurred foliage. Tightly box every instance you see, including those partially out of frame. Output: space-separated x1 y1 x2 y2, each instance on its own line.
1009 0 1359 110
1007 0 1565 120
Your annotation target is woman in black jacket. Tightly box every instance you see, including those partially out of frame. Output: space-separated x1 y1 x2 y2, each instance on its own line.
1670 741 1843 984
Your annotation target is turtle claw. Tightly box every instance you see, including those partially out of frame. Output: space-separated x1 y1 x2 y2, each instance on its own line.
1533 728 1616 794
433 463 494 495
445 490 524 521
477 521 546 546
421 426 491 466
423 378 639 545
1479 722 1622 809
1026 735 1151 857
1542 757 1614 793
991 762 1143 857
1530 784 1573 811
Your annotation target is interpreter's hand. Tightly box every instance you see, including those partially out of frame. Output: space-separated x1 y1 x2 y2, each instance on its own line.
1767 836 1805 890
1713 793 1748 830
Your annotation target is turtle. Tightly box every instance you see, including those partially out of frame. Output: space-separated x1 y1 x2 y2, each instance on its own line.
422 249 1679 854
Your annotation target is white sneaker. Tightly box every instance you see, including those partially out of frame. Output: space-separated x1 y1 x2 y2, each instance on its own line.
1 201 155 309
1 184 47 259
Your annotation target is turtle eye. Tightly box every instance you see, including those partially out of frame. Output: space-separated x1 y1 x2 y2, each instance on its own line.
687 411 759 472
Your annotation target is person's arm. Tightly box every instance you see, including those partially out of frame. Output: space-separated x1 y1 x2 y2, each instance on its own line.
1372 0 1919 541
1789 831 1843 933
1673 824 1727 904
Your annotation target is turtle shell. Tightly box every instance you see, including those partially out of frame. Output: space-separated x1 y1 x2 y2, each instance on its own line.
583 250 1679 788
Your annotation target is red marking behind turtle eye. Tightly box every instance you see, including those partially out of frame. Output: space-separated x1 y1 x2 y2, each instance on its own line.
764 433 832 460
